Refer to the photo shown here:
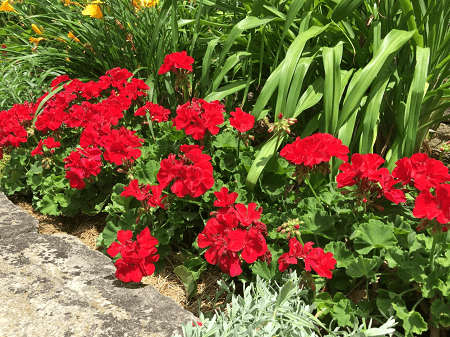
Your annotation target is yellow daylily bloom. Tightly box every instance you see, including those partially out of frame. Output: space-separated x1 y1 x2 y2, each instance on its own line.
31 24 43 35
29 37 45 45
68 31 81 43
61 0 82 6
0 0 17 12
132 0 159 11
82 1 103 19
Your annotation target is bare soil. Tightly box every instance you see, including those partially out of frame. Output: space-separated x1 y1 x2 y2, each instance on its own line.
8 193 227 317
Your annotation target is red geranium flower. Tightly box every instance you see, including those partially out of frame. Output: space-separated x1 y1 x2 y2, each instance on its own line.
107 227 159 283
304 247 336 279
392 153 450 191
229 108 255 133
135 102 170 123
213 187 238 208
413 184 450 224
280 133 349 168
158 51 194 75
277 238 336 279
234 203 263 227
172 98 224 140
198 190 269 277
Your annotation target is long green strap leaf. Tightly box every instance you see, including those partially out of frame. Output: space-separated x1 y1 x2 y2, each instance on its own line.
322 43 343 134
245 130 285 191
336 29 415 132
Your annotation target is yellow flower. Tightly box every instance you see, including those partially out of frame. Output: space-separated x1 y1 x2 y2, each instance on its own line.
68 31 81 43
61 0 82 6
132 0 159 11
31 24 43 35
0 0 17 12
82 1 103 19
29 36 45 45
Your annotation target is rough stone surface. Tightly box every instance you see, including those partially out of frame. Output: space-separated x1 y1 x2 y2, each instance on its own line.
0 191 196 337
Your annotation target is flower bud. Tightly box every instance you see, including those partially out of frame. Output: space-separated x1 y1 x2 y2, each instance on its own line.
278 113 283 120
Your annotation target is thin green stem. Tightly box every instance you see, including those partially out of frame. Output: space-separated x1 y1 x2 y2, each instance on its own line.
429 233 438 273
411 297 425 312
236 132 241 159
304 176 321 205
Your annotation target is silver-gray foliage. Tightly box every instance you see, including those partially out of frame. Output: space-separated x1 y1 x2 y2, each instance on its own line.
174 272 397 337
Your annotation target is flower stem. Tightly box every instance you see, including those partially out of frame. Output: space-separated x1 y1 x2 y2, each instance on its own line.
304 176 321 205
237 132 241 158
429 233 438 273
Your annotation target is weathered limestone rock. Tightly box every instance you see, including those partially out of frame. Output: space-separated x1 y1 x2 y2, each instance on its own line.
0 191 196 337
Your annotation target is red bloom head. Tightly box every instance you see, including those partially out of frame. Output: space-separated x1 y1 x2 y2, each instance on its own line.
172 98 224 140
135 102 170 123
413 184 450 225
158 51 194 75
392 153 450 190
107 227 159 283
280 133 349 168
229 108 255 133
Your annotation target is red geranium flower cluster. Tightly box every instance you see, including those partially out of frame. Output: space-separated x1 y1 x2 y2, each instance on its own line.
280 133 349 183
107 227 159 283
392 153 450 191
158 51 194 75
278 238 336 279
100 127 144 166
280 133 349 168
31 137 61 156
63 147 102 189
197 187 270 277
0 101 36 151
172 98 224 140
229 108 255 133
413 184 450 233
337 153 406 207
135 101 170 123
157 145 214 198
35 68 148 133
121 179 167 211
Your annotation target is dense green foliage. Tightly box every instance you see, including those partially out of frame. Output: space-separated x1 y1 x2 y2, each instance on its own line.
1 0 450 336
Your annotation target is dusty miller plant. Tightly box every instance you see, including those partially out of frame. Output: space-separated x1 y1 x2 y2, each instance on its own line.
176 272 397 337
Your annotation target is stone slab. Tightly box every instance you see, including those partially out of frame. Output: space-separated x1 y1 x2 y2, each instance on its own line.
0 191 196 337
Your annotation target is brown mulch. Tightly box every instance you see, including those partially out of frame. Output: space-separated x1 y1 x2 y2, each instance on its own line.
8 193 229 317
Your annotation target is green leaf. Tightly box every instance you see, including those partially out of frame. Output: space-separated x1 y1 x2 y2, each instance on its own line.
392 303 428 336
337 29 415 132
430 299 450 328
352 220 398 254
54 193 69 208
422 271 443 298
174 265 198 298
251 261 275 280
331 0 365 22
332 297 355 327
37 194 60 216
133 160 159 185
245 130 285 191
324 241 354 268
346 255 383 279
212 131 237 148
376 289 403 317
299 198 336 240
274 279 293 312
260 172 285 201
182 257 208 281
